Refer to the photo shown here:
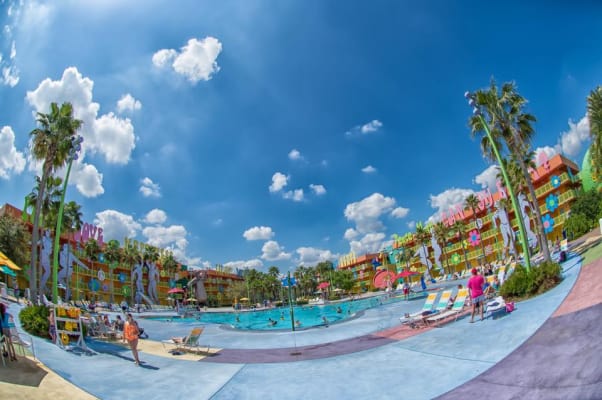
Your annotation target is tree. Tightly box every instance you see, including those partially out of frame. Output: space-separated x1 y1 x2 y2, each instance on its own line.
469 79 551 262
464 194 487 262
587 86 602 178
123 243 141 304
451 219 470 270
104 239 122 303
433 221 451 274
159 251 179 275
0 214 32 268
60 201 83 236
414 223 432 275
83 239 100 299
28 102 83 302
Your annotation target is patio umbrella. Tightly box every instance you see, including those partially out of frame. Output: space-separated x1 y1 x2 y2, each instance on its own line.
0 251 21 270
373 270 396 289
239 297 250 301
167 287 185 294
0 265 16 277
317 282 330 290
396 270 419 280
186 297 198 302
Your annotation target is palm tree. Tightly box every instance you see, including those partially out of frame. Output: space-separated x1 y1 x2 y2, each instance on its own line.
61 201 84 236
123 242 141 304
28 102 83 302
464 194 487 262
414 223 431 274
159 251 179 275
104 240 122 304
433 221 451 274
469 79 551 262
451 219 470 270
0 214 31 268
587 86 602 179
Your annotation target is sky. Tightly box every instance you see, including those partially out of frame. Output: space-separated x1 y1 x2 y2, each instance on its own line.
0 0 601 272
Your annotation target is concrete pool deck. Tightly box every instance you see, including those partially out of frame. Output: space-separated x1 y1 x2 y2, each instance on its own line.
1 252 600 399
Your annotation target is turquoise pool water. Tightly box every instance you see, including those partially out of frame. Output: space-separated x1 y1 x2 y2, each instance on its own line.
148 292 421 330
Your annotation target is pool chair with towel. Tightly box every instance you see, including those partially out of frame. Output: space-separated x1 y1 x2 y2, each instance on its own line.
400 292 439 328
162 327 209 355
425 288 469 326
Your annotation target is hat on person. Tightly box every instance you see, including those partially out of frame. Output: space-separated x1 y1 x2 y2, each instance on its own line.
471 268 478 275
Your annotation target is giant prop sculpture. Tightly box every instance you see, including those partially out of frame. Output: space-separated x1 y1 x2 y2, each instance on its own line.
187 270 208 305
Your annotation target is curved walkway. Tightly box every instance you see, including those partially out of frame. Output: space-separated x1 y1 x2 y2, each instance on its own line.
0 253 599 399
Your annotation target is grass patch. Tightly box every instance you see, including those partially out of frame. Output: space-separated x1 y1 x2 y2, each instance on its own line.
581 239 602 265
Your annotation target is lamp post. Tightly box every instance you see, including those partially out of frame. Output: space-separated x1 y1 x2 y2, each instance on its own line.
465 92 531 271
52 135 83 303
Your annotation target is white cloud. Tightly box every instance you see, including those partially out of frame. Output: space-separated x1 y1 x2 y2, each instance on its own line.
152 37 222 84
2 65 19 87
474 165 499 190
142 225 188 250
344 228 359 241
309 184 326 196
407 221 416 229
534 146 558 161
25 67 136 197
344 192 397 234
140 177 161 197
346 119 383 136
556 115 589 158
295 247 336 266
223 259 264 271
0 126 26 178
261 240 291 261
349 232 386 254
116 93 142 114
427 187 475 223
362 165 377 173
391 207 410 219
269 172 288 192
283 188 304 202
144 209 167 225
288 149 303 161
243 226 274 241
361 120 383 134
94 210 142 242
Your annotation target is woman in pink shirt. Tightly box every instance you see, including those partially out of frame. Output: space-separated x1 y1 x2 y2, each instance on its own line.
467 268 485 322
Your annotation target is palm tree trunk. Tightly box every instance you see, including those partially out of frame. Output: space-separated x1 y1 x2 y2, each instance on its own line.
29 166 51 304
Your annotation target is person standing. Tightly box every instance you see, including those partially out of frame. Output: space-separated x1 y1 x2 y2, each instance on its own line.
124 313 141 365
467 268 485 323
0 303 17 360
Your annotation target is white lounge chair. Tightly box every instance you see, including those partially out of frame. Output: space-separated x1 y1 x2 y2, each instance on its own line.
426 288 469 326
400 292 439 327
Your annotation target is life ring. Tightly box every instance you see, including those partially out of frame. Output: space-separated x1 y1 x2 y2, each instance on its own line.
98 270 105 282
61 333 69 345
122 285 131 296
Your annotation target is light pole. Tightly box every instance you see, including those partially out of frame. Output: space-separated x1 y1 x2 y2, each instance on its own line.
465 92 531 271
52 135 83 303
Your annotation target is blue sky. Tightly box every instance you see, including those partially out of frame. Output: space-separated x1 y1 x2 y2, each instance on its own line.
0 1 600 272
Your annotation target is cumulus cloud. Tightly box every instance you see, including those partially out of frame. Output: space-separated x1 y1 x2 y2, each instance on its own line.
407 221 416 229
152 37 222 84
391 207 410 219
243 226 274 241
283 189 304 202
142 224 188 250
534 146 558 161
362 165 377 174
0 126 26 178
269 172 288 192
344 228 359 241
288 149 303 161
25 67 136 196
116 93 142 114
295 247 336 266
349 232 386 254
261 240 291 261
427 187 475 223
144 209 167 225
140 177 161 197
555 115 589 158
309 184 326 196
344 193 405 234
94 210 142 242
223 259 264 271
346 119 383 136
474 164 499 190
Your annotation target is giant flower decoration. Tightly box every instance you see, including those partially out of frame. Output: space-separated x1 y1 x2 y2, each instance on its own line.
468 229 481 247
542 214 555 234
546 194 559 212
550 175 561 188
451 253 461 265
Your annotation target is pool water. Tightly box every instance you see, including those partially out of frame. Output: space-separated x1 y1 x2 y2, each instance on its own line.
149 292 421 330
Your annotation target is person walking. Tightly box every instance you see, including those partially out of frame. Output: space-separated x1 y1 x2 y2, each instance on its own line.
124 313 141 365
467 268 485 323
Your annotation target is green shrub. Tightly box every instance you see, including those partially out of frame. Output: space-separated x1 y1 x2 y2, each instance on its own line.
19 305 50 339
500 261 562 300
295 299 309 305
565 213 592 238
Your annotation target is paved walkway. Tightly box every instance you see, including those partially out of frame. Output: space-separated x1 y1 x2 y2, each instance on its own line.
0 252 599 399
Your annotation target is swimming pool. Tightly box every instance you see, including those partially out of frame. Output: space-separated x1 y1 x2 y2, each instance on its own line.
147 292 423 330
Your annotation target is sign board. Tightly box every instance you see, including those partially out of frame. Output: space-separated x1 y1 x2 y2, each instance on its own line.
281 277 297 287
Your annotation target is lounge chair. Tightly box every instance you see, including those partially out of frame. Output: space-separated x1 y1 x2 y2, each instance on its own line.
162 327 209 354
425 288 469 326
7 317 36 359
400 292 439 328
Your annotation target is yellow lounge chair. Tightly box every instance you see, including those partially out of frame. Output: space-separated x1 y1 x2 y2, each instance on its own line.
162 327 209 354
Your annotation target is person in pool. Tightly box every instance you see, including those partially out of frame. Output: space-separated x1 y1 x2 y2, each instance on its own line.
268 318 277 326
